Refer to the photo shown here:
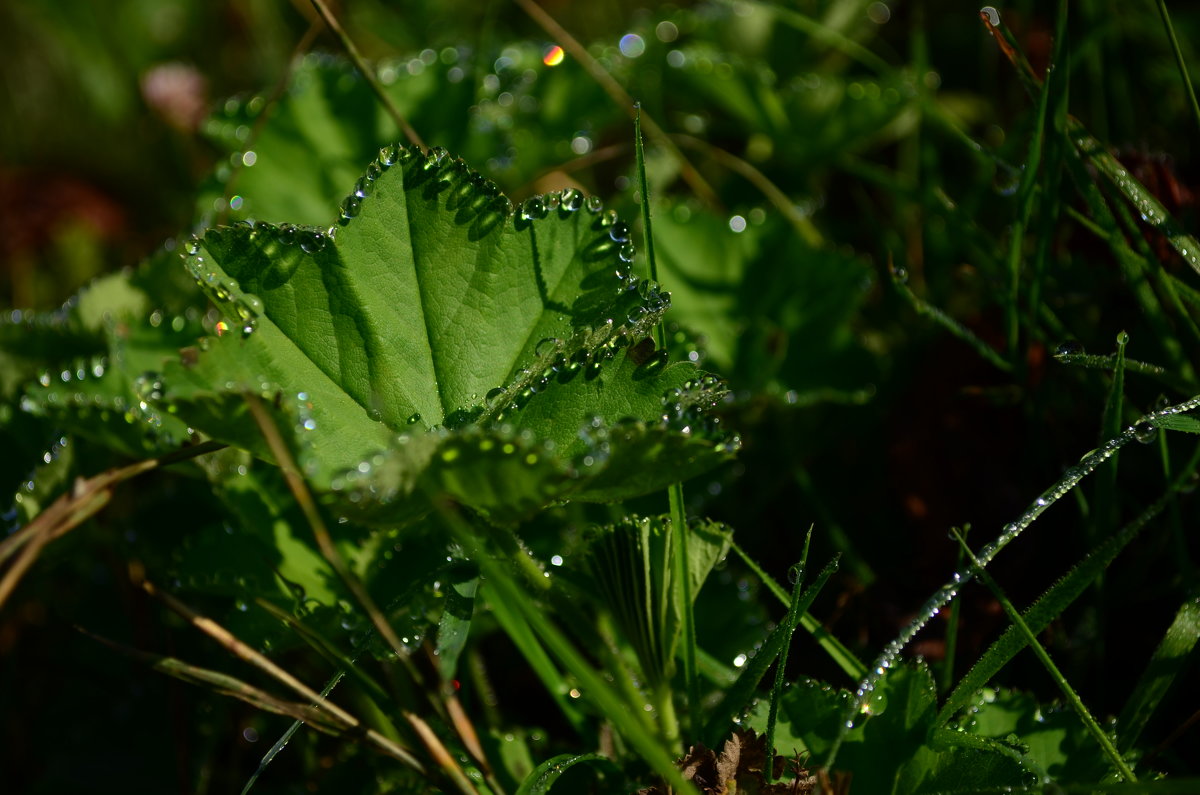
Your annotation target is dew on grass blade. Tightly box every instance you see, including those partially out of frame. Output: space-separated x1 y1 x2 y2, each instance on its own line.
1054 340 1084 357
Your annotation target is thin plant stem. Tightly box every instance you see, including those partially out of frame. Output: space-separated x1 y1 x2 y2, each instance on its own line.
728 538 867 680
637 106 698 736
139 581 428 773
940 526 967 695
243 394 414 670
669 133 823 247
950 529 1138 783
1155 0 1200 137
0 440 224 609
513 0 719 208
307 0 425 148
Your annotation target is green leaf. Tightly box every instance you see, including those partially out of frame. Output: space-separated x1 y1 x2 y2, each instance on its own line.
434 564 478 681
1117 597 1200 755
166 146 736 522
752 661 1033 792
584 515 731 687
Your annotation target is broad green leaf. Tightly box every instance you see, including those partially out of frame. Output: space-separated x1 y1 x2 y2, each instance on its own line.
202 50 616 228
166 146 736 523
751 661 1032 792
955 688 1107 785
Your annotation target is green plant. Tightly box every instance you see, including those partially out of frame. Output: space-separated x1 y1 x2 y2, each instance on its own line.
5 2 1200 793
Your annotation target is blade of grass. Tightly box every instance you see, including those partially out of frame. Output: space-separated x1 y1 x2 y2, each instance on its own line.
636 105 698 740
888 260 1012 373
1117 596 1200 758
81 626 421 768
766 547 832 783
1002 0 1066 360
253 598 391 706
241 669 347 795
937 441 1200 724
482 584 589 737
1027 9 1071 342
728 537 866 681
670 133 823 247
703 553 841 749
244 394 415 670
1059 131 1195 380
829 395 1200 767
306 0 424 148
734 0 892 74
984 3 1200 282
0 440 223 609
1155 0 1200 136
1094 330 1129 553
939 525 968 695
514 0 718 209
949 528 1137 783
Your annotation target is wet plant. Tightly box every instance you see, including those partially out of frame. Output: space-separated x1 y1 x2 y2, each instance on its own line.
4 1 1200 793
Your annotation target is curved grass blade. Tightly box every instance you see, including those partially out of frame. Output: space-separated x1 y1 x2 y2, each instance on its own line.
515 753 621 795
241 670 346 795
1117 596 1200 758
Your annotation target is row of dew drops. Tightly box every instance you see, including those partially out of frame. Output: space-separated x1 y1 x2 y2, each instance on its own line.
186 141 653 346
838 389 1200 746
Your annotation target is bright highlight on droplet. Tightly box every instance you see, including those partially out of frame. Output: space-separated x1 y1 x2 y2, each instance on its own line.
981 6 1000 26
619 33 646 58
550 555 564 566
241 150 257 167
733 653 748 668
543 45 565 66
729 215 747 233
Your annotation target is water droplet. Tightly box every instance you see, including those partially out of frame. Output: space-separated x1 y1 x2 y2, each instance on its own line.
379 143 401 167
535 337 559 357
980 6 1000 27
407 412 422 425
787 564 803 585
519 196 546 221
618 244 636 263
609 221 631 243
1116 330 1130 346
560 188 583 211
340 196 362 220
299 230 326 253
242 294 264 315
585 195 604 213
890 264 909 284
1133 421 1158 444
1054 340 1084 357
354 177 373 199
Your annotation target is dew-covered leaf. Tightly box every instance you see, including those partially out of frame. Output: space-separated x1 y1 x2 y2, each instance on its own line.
166 147 736 523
